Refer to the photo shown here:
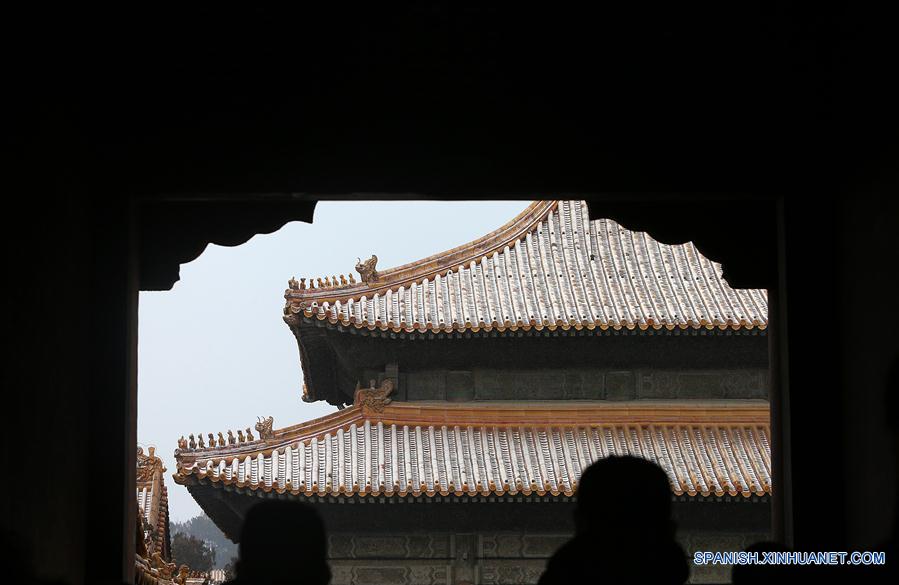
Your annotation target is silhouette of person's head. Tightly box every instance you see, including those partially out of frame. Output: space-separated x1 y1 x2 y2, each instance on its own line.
538 456 688 584
233 501 329 585
574 455 674 541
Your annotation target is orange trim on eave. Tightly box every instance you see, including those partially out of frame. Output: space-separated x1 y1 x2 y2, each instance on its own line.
173 401 771 466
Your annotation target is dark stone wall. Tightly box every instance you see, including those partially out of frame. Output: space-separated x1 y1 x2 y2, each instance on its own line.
206 490 769 584
324 528 771 585
396 367 768 401
339 331 769 403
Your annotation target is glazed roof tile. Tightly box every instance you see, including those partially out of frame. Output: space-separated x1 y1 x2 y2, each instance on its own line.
174 401 770 499
284 201 768 334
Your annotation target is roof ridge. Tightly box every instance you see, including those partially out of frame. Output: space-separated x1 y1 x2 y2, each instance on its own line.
173 401 771 463
174 403 772 499
283 200 767 336
283 200 556 303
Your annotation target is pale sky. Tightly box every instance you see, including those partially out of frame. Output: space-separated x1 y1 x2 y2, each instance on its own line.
138 200 530 522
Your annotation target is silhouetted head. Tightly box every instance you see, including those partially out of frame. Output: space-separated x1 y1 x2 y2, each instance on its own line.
235 501 329 585
574 456 673 539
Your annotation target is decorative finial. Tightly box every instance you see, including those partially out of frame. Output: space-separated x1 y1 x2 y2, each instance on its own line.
237 429 245 443
197 434 205 449
353 378 395 413
188 434 196 450
349 273 356 284
316 278 324 288
340 274 347 286
246 427 254 442
299 278 306 290
207 433 215 448
176 566 189 585
324 276 332 288
355 255 379 283
227 430 236 445
288 276 299 290
255 416 275 440
217 432 226 447
308 279 315 290
177 436 188 450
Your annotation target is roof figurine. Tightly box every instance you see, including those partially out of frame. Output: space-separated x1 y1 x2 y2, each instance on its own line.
255 416 274 440
355 255 378 283
353 378 395 413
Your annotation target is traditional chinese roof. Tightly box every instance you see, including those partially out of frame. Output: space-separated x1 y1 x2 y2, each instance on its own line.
174 400 771 499
284 200 768 335
137 446 171 562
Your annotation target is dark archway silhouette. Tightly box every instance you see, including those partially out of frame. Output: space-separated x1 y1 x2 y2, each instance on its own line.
5 5 897 584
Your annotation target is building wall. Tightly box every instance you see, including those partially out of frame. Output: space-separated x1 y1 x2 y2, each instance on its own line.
397 367 768 401
343 332 769 404
326 529 770 584
326 531 569 585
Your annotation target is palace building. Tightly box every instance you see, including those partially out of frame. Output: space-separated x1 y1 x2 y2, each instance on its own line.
137 446 209 585
174 200 771 584
136 446 179 585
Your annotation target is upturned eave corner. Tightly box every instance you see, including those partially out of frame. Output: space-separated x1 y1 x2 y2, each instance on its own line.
281 200 556 307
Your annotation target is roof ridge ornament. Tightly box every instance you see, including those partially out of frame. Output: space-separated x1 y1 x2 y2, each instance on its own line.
137 446 166 480
255 416 275 440
355 255 379 284
178 423 266 453
353 378 395 413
